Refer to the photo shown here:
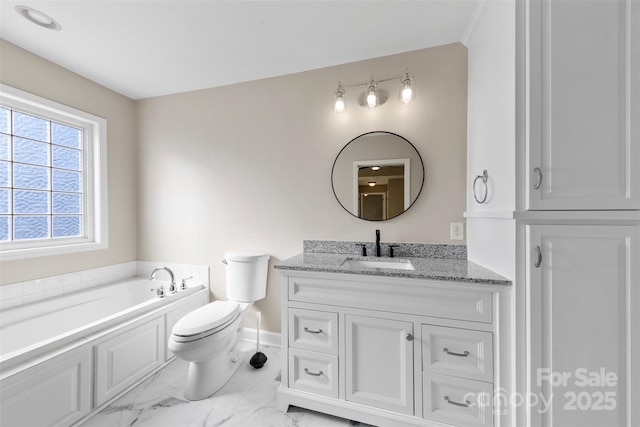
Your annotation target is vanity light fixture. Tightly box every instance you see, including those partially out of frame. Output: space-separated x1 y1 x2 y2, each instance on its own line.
333 69 415 112
15 5 61 30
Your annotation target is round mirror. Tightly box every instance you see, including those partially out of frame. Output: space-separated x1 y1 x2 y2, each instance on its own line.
331 131 424 221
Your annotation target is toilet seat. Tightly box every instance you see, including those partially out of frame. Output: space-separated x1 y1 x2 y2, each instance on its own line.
171 300 240 342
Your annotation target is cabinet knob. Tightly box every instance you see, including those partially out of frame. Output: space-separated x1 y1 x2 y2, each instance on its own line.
405 333 414 341
533 167 543 189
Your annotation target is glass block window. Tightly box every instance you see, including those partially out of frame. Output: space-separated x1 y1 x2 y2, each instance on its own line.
0 84 108 260
0 107 84 241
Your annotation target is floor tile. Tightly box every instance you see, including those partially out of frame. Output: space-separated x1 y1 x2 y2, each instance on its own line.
82 342 375 427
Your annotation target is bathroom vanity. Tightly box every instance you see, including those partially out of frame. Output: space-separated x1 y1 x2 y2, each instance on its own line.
275 242 511 427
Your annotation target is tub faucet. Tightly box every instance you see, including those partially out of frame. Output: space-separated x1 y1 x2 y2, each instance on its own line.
150 266 176 295
375 229 381 257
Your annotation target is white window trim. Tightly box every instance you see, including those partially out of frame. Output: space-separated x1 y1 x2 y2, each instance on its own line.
0 83 108 260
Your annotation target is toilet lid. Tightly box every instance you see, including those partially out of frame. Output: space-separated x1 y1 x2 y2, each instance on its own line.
172 300 240 337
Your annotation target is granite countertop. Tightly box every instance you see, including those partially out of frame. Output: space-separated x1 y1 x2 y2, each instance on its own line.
274 252 512 286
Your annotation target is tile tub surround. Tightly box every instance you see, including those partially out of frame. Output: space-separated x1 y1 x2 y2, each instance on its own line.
277 247 510 286
0 261 209 310
303 239 468 259
81 342 373 427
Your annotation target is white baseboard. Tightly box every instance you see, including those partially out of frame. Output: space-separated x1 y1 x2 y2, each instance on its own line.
240 327 281 349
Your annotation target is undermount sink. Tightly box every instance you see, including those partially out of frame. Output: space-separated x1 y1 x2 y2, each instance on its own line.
341 258 415 271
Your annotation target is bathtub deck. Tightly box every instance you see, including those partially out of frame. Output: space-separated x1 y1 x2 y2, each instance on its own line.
80 341 374 427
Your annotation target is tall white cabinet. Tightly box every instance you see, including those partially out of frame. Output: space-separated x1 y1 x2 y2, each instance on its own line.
465 1 640 426
522 1 640 425
526 0 639 210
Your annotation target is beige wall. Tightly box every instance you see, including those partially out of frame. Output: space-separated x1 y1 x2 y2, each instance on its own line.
0 40 137 284
0 39 466 334
136 43 468 333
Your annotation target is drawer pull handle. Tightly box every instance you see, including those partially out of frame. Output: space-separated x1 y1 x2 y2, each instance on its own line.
304 368 323 377
443 348 470 357
444 396 471 407
303 327 323 334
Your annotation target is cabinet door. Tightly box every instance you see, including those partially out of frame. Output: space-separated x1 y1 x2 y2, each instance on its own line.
527 0 639 210
345 314 413 415
526 225 639 427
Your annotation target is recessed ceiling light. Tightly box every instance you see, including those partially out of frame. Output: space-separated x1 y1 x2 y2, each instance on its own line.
15 5 61 31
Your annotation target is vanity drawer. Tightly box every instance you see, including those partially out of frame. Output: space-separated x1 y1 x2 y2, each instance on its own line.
422 325 493 382
423 373 494 427
288 276 492 323
288 348 338 399
288 308 338 354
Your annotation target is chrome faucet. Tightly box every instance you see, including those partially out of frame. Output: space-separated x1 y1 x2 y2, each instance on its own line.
375 229 381 257
150 266 176 295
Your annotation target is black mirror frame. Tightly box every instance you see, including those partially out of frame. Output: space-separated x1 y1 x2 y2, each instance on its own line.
331 131 425 222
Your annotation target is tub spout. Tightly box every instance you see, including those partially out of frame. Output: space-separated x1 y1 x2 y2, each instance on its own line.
150 266 176 295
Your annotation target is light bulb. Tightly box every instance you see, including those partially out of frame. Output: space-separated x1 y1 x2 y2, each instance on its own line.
367 90 377 108
401 85 413 103
334 82 346 113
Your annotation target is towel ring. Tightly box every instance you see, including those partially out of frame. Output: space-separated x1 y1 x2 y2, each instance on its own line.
473 170 488 204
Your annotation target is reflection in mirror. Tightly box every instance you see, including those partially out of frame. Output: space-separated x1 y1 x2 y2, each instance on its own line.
332 132 424 221
356 160 409 220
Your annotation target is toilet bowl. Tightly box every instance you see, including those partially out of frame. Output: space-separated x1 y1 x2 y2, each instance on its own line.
168 251 269 401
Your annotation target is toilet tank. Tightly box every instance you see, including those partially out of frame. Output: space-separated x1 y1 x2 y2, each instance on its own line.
224 251 270 302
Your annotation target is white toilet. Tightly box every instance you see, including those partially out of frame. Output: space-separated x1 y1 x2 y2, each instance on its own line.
168 251 269 400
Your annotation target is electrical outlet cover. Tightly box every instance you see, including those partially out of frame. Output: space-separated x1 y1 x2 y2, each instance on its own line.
450 223 464 240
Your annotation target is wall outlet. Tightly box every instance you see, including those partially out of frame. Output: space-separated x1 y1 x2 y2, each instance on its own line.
450 223 464 240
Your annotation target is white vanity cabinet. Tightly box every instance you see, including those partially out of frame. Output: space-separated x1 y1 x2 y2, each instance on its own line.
277 271 508 427
525 0 639 210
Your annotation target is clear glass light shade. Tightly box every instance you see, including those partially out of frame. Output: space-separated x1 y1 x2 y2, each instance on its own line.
334 83 346 113
401 84 413 103
400 70 414 104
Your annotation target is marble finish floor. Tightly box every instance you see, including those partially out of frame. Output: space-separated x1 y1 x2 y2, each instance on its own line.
81 342 375 427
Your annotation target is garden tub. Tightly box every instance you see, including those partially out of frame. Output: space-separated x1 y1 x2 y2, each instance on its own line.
0 277 208 426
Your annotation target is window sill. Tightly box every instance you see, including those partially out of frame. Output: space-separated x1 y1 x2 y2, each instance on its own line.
0 239 107 261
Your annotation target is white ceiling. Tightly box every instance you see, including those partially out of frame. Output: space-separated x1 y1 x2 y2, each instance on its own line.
0 1 479 100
